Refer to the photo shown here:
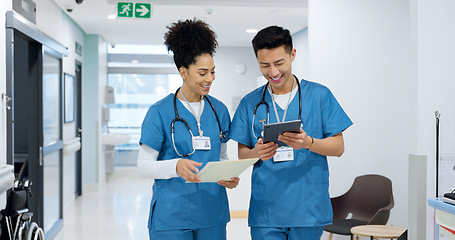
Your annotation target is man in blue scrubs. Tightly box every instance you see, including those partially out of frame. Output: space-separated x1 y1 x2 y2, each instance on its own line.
230 26 353 240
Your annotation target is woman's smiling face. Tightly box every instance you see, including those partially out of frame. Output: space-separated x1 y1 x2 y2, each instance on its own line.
179 53 216 102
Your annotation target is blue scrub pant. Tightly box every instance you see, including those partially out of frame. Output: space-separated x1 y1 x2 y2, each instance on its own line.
149 223 226 240
251 226 323 240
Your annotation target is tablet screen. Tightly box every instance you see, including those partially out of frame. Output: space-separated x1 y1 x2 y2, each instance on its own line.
262 120 301 147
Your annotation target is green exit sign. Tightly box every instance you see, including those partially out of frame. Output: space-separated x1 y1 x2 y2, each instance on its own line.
117 2 151 19
135 3 151 18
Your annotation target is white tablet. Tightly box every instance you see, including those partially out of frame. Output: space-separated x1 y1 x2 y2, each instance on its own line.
263 120 301 147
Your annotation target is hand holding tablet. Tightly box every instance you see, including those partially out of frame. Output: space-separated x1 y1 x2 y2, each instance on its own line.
262 120 301 147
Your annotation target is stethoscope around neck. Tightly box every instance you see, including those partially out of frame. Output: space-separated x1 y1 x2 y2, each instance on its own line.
171 87 226 157
252 74 302 139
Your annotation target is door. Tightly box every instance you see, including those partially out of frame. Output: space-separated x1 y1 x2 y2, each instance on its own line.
75 61 82 196
42 49 63 235
6 11 67 240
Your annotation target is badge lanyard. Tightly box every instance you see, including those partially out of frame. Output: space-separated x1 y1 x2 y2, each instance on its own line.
267 79 296 162
251 75 302 140
181 91 204 136
181 91 211 151
267 78 295 123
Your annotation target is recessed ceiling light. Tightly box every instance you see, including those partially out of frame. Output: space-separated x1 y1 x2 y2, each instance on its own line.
246 29 258 34
131 60 139 64
270 10 284 14
107 14 116 20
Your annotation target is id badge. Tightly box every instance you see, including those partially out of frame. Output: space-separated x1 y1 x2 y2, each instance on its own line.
192 136 211 150
274 146 294 162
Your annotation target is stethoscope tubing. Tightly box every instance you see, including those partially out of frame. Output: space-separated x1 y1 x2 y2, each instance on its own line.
171 87 226 157
252 75 302 139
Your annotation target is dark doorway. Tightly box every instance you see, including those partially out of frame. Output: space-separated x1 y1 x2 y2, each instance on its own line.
6 11 67 240
75 61 82 196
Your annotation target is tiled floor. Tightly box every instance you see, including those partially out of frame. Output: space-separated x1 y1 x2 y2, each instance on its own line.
54 167 251 240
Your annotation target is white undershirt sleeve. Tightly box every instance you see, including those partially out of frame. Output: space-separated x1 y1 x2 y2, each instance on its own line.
220 143 229 161
137 142 229 179
137 144 180 179
138 98 229 179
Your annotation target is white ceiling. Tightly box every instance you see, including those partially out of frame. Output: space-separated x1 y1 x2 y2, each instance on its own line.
53 0 308 47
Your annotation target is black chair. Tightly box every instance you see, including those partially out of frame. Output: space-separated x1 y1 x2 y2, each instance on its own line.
324 174 394 240
397 229 407 240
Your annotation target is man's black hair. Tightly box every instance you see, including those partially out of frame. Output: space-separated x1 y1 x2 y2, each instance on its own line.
252 26 293 57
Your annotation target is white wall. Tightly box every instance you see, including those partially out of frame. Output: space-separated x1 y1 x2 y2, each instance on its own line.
292 28 309 80
308 1 412 239
309 1 455 239
0 1 13 209
82 34 107 185
97 36 108 184
80 33 108 186
413 1 455 239
59 12 85 214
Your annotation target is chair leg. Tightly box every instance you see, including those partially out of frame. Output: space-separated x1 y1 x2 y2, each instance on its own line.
327 233 333 240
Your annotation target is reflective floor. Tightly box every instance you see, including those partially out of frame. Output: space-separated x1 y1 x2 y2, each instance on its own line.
54 167 251 240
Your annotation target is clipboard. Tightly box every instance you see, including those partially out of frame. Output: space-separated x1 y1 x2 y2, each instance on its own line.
188 158 259 183
263 120 301 147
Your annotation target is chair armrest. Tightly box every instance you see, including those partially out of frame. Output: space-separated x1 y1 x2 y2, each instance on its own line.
330 195 350 219
368 202 393 225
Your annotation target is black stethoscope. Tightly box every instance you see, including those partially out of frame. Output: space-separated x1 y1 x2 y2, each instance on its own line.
252 74 302 139
171 87 226 157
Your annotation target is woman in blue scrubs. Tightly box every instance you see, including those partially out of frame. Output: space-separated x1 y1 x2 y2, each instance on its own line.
137 19 239 240
230 26 353 240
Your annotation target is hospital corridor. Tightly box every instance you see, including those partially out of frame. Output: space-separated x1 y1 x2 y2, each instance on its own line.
52 167 251 240
1 0 455 240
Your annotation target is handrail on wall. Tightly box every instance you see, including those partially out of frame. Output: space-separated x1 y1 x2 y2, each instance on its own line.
63 137 81 155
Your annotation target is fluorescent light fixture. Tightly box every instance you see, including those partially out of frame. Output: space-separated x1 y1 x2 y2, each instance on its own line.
107 14 116 20
108 44 171 55
246 29 258 34
131 60 139 64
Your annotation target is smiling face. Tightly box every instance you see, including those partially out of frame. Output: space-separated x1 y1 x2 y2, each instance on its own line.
256 45 296 95
178 53 215 102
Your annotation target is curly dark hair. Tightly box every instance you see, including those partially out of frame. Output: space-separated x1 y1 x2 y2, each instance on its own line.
252 26 293 57
164 19 218 70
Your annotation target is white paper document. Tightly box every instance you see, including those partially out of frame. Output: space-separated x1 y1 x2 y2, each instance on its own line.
189 158 259 183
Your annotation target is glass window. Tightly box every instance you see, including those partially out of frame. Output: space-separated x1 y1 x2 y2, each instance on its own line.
107 73 181 166
42 53 61 146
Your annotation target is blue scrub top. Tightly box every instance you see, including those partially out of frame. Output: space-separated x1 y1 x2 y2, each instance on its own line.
140 93 231 231
230 79 353 228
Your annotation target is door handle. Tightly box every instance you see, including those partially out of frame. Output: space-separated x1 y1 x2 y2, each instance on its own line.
39 146 43 166
2 93 12 110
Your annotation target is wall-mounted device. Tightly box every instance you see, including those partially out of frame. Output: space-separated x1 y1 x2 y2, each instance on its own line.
102 105 110 123
12 0 36 24
105 86 115 104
